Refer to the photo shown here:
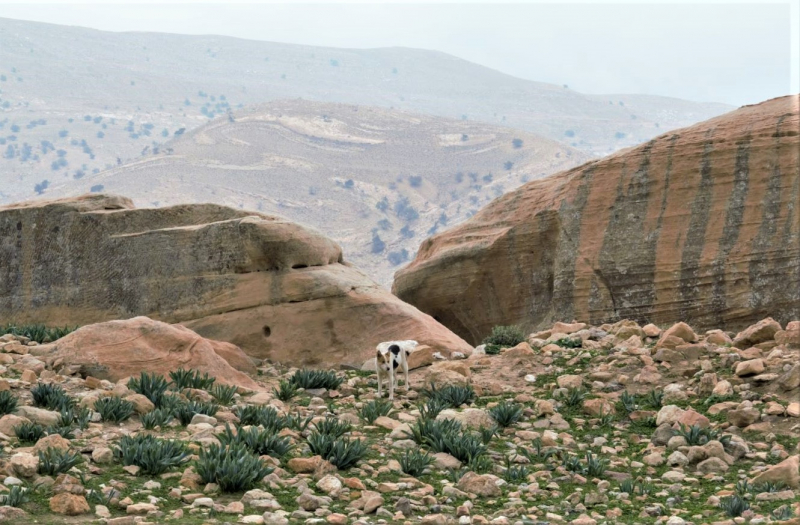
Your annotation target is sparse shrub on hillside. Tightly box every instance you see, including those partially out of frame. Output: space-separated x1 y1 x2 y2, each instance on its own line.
396 449 434 476
719 495 750 517
376 196 389 212
512 138 523 148
234 405 285 431
0 485 27 507
387 249 409 266
312 417 352 438
196 442 273 493
371 232 386 254
483 325 525 348
31 383 74 411
408 175 422 187
290 369 342 390
217 424 294 458
169 368 215 390
115 434 190 475
1 323 76 343
393 197 419 221
95 396 135 423
141 408 174 430
210 384 237 405
504 161 513 170
0 390 18 415
489 400 523 428
128 372 169 407
38 447 82 475
359 399 393 424
420 383 475 408
15 421 46 443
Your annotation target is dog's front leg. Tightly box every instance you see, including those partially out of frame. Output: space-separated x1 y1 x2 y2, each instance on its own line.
376 364 383 398
388 366 395 401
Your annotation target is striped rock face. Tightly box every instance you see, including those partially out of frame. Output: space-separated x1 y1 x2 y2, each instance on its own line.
393 95 800 345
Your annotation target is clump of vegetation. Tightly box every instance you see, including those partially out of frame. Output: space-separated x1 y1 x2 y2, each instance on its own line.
395 449 434 477
0 485 27 507
38 447 83 475
31 383 74 411
58 406 91 430
489 400 523 428
719 495 750 517
420 383 476 408
559 387 586 410
312 417 352 438
196 443 273 493
273 379 298 401
46 425 75 439
217 424 294 458
141 408 174 430
483 325 525 348
503 455 529 482
172 400 218 426
169 368 215 390
553 337 582 348
210 384 238 405
128 372 170 407
114 434 190 476
0 324 77 343
676 424 726 446
308 432 367 470
15 421 46 443
289 369 343 390
234 405 285 431
94 396 135 423
0 390 18 415
359 399 393 424
642 389 665 409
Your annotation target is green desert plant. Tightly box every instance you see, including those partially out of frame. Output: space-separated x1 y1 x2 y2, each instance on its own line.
560 387 586 410
642 389 664 409
38 447 83 475
284 412 314 433
484 343 502 355
196 442 273 493
217 424 294 458
553 337 582 349
45 425 75 439
418 398 448 420
0 485 28 507
57 406 91 430
618 478 636 494
210 384 238 405
734 479 752 496
719 495 750 517
233 405 285 431
94 396 135 423
169 368 215 390
0 323 77 343
483 325 525 348
273 380 298 402
489 400 523 428
114 434 190 476
503 455 529 482
585 452 608 478
312 417 351 438
320 437 368 470
753 481 788 493
405 417 462 447
0 390 18 416
395 449 434 477
128 372 170 407
172 400 219 426
15 421 46 443
359 399 393 424
420 383 476 408
478 424 498 445
289 369 343 390
618 391 637 415
31 383 74 411
141 408 174 430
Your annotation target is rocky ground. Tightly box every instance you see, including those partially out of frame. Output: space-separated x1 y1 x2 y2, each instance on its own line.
0 317 798 525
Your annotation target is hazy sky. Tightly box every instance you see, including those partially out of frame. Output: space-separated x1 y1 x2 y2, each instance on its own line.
1 1 797 106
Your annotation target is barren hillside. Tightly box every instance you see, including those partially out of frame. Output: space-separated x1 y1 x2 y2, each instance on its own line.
47 100 586 285
0 17 731 206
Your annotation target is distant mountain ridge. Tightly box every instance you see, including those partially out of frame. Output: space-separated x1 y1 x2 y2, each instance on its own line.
0 17 732 206
46 99 587 285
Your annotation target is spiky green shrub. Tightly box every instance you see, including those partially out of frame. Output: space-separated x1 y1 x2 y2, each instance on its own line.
418 398 448 420
169 368 215 390
141 408 174 430
312 417 351 438
636 481 654 496
484 343 502 355
642 389 664 409
478 424 498 445
273 380 298 401
128 372 170 407
38 447 82 475
196 442 273 493
598 413 615 428
284 412 314 433
395 449 434 477
87 489 114 506
217 424 294 458
503 455 529 482
31 383 74 411
233 405 285 431
94 396 135 423
289 369 343 390
489 400 523 428
115 434 190 476
676 424 722 446
772 506 794 521
57 406 91 430
734 479 752 496
585 452 608 478
172 400 219 426
359 399 393 424
210 384 238 405
420 383 476 408
563 454 585 474
0 324 77 343
753 481 788 493
559 387 586 410
519 438 558 464
553 337 582 348
618 391 637 415
405 417 462 447
15 421 46 443
307 430 336 458
321 437 368 470
0 390 18 416
441 432 487 464
0 485 28 507
46 425 75 439
618 478 636 494
483 325 525 348
719 495 750 517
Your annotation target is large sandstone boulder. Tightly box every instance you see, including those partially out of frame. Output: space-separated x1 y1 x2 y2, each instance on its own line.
34 318 260 389
393 96 800 344
0 194 471 367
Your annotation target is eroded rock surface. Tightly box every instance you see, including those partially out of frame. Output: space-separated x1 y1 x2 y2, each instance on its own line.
0 194 471 366
394 96 800 344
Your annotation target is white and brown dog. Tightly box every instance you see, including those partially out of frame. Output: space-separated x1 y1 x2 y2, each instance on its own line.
375 340 417 400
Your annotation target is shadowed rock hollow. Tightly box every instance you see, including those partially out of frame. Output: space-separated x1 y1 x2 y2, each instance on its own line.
0 194 471 366
393 95 800 345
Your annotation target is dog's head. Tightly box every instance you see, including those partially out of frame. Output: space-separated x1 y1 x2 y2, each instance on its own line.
376 344 402 369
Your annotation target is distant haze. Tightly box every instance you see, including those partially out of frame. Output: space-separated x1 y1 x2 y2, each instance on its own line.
0 1 794 107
